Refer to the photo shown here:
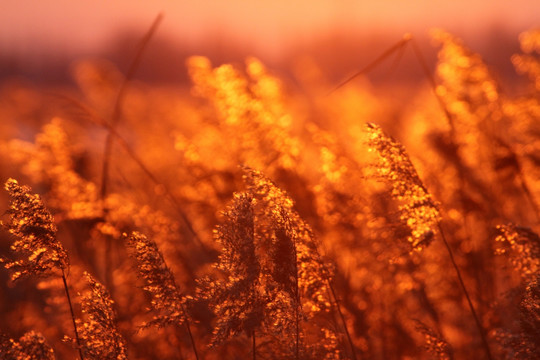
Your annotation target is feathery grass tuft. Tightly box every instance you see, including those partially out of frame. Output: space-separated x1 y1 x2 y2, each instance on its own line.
495 224 540 281
0 331 56 360
71 271 128 360
126 231 188 328
1 179 84 360
203 192 265 349
125 231 199 359
1 178 69 280
495 274 540 359
203 167 342 359
364 124 494 359
414 320 453 360
364 123 440 251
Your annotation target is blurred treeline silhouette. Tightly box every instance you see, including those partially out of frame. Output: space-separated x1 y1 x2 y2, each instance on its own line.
0 25 524 85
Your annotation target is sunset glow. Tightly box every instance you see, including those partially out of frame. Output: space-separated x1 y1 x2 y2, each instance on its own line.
0 2 539 360
1 0 538 57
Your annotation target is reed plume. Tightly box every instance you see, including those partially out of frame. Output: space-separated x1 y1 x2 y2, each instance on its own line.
1 179 83 359
0 331 56 360
201 192 266 360
1 179 69 280
1 27 537 360
365 123 440 251
204 167 341 359
512 29 540 91
493 224 540 358
495 274 540 359
243 167 334 314
212 193 262 338
364 123 494 359
125 231 199 359
516 274 540 357
70 271 128 360
495 224 540 281
414 320 453 360
6 119 101 221
186 56 299 171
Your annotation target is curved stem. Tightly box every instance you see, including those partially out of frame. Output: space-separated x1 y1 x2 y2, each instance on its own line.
437 224 493 360
62 270 84 360
100 13 163 204
328 34 411 95
181 316 199 360
327 281 358 360
294 246 300 360
54 95 211 258
409 38 456 134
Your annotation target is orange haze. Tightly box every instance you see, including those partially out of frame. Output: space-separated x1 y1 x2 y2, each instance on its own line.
1 0 538 58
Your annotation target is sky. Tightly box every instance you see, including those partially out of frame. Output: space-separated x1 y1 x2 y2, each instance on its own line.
1 0 538 59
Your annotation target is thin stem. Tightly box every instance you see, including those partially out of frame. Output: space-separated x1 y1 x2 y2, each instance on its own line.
100 13 163 204
97 14 163 317
294 247 300 360
410 42 496 359
61 270 84 360
388 37 408 75
496 137 540 222
158 245 199 360
103 234 114 299
179 311 200 360
409 37 456 134
327 281 358 360
437 224 493 360
53 95 211 258
328 34 411 95
518 168 540 222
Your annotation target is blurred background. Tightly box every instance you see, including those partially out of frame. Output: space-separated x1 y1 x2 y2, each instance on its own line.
1 0 538 85
0 2 539 359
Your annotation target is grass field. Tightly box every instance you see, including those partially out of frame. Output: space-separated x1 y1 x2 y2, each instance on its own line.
0 28 538 359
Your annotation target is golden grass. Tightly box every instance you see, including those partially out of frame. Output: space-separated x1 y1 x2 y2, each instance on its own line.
0 28 539 359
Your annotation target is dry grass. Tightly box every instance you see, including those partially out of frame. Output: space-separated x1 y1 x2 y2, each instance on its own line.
0 28 539 359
